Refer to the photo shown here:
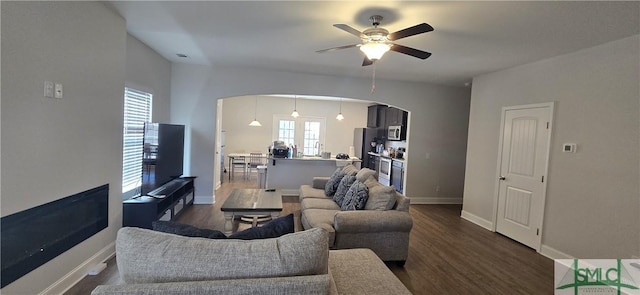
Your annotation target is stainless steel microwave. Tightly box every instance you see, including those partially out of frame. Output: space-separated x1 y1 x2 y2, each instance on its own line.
388 125 402 140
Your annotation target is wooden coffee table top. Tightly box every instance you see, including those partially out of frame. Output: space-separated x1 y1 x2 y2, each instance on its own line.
221 189 283 212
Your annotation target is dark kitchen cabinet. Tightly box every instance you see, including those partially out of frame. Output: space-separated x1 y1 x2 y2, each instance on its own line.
391 160 404 193
385 107 407 127
367 106 378 128
367 105 387 128
367 154 379 171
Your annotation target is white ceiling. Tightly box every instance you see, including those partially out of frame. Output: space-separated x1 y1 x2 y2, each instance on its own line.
104 1 640 87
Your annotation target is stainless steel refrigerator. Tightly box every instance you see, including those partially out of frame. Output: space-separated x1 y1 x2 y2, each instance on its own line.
353 128 379 168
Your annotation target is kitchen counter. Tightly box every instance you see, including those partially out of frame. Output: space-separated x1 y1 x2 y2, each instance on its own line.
265 156 362 195
368 152 405 162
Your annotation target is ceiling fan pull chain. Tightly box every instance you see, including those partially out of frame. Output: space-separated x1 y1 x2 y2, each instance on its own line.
371 62 377 94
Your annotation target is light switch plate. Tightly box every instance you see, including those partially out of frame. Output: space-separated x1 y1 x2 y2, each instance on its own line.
562 143 576 153
44 81 54 98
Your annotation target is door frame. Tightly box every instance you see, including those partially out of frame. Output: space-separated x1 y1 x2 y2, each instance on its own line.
491 102 555 252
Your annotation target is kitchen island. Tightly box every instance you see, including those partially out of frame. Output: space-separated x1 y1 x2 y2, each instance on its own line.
265 156 361 195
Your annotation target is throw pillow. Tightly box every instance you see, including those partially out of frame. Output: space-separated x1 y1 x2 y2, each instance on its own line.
228 213 295 240
324 167 346 196
364 177 397 210
333 174 357 207
152 221 227 239
341 180 369 211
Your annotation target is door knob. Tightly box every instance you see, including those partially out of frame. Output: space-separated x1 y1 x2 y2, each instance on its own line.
498 176 506 180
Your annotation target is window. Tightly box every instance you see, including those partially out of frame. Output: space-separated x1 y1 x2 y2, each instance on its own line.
278 120 295 146
303 121 321 156
122 87 152 197
273 115 325 156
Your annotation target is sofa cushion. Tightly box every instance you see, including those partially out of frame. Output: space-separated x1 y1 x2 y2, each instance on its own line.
341 164 359 175
329 249 412 295
152 221 227 239
299 184 331 201
301 198 341 211
333 174 356 207
300 208 338 246
116 227 329 284
228 213 295 240
364 177 397 211
355 168 376 182
341 180 369 211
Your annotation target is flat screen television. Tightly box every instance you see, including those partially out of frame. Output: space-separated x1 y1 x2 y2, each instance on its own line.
140 123 185 196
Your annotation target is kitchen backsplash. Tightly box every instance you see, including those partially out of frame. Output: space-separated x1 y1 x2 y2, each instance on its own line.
386 140 406 151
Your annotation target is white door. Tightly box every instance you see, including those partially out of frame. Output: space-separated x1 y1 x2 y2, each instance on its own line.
495 103 553 250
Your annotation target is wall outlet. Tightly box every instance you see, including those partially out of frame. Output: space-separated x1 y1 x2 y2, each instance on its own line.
88 262 107 275
425 152 430 160
54 83 63 98
436 185 440 192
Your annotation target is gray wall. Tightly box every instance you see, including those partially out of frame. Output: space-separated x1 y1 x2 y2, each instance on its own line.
462 35 640 258
170 64 471 204
1 2 126 294
126 34 172 123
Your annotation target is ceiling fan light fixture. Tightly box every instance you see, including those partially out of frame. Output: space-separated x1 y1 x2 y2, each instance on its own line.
360 42 391 61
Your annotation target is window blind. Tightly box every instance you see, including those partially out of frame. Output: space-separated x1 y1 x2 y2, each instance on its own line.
122 88 152 195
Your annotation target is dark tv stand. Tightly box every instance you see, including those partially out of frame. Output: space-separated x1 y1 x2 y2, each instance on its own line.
123 177 196 229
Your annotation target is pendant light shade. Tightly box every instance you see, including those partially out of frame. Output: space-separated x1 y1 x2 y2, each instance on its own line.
336 98 344 121
291 96 300 118
249 96 262 127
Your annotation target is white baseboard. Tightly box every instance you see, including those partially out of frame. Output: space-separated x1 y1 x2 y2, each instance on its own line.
194 195 214 204
40 242 115 295
460 210 494 231
410 197 463 204
539 244 573 260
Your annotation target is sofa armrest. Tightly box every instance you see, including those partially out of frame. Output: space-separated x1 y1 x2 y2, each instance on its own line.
92 275 332 295
333 210 413 233
312 177 330 189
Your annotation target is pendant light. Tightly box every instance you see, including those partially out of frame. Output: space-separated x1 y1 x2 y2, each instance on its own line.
336 98 344 121
249 96 262 127
291 95 300 118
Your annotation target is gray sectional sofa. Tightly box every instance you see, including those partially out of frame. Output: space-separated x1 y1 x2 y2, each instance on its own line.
299 166 413 265
91 227 411 295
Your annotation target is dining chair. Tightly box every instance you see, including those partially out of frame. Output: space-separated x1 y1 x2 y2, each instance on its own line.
231 156 248 180
247 153 264 178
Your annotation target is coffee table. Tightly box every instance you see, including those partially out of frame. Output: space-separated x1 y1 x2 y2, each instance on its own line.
220 188 283 234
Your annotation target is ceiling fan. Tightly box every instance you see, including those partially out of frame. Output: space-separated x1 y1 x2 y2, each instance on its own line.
317 15 433 66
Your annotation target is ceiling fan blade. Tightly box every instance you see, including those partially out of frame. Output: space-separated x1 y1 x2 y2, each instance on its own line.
390 44 432 59
362 57 374 67
333 24 363 38
316 44 360 53
388 23 434 41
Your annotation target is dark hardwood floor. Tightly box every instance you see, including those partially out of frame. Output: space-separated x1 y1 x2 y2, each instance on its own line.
66 176 553 294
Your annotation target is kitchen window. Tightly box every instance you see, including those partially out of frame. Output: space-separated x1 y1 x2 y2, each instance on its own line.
273 115 325 156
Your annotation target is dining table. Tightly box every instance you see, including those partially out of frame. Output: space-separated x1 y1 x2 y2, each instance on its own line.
227 153 267 181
